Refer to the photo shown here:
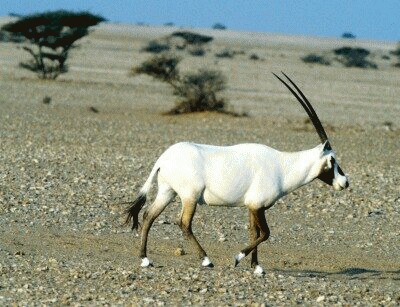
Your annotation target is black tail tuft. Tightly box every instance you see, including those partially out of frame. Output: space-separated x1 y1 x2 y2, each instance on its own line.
124 193 147 230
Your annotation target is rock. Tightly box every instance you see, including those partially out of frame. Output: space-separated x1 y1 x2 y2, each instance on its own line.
174 248 186 256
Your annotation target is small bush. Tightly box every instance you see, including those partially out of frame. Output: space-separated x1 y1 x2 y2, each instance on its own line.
249 53 260 61
142 40 170 53
301 53 331 65
188 47 205 57
334 47 377 69
131 53 181 82
169 69 227 114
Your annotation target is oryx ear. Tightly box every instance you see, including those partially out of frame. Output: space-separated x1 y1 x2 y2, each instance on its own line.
323 141 332 152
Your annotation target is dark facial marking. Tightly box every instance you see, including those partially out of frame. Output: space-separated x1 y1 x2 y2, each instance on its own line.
337 164 345 176
317 157 335 185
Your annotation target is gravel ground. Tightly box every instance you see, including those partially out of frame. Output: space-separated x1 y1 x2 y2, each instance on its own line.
0 22 399 305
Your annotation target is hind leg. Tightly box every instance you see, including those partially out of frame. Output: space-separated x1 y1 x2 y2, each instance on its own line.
139 183 176 267
178 198 213 267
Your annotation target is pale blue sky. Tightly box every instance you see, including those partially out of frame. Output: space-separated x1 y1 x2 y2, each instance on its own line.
1 1 399 42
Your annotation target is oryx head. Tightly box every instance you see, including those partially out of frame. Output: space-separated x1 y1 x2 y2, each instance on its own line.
273 72 349 191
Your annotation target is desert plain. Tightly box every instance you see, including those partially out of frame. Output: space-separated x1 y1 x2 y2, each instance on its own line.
0 19 399 305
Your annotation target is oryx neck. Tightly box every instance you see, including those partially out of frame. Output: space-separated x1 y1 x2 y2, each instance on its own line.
279 145 322 194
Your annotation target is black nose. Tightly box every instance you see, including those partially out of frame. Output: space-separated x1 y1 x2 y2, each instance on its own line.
345 181 349 188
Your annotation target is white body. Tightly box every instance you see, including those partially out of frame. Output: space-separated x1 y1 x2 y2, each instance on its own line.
142 141 334 210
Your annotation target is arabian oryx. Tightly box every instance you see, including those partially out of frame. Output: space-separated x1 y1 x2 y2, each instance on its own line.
125 72 349 275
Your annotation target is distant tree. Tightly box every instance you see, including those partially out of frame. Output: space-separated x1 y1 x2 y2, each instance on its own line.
1 10 105 79
342 32 356 39
170 31 213 47
169 31 213 56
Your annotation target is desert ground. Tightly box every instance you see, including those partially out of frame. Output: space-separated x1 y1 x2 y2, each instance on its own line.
0 18 399 305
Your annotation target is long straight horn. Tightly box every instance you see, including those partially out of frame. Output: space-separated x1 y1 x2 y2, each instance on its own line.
273 72 329 144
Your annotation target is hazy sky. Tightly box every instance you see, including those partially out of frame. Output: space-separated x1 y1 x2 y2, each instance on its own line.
1 1 399 42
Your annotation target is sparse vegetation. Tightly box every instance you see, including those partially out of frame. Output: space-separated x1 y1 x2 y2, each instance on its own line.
132 53 240 116
301 46 377 69
156 31 215 56
301 53 331 65
1 10 105 79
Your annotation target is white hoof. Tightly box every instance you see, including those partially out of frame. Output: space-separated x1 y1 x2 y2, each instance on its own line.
253 265 265 276
234 252 245 267
140 257 152 268
202 256 214 268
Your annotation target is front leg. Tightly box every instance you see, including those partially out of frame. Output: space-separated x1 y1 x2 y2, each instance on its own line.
249 210 260 268
234 208 269 275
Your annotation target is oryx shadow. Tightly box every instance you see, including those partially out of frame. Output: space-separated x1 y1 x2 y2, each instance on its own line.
270 267 400 281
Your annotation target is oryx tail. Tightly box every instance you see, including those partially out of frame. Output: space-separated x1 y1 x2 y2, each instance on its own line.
125 164 160 230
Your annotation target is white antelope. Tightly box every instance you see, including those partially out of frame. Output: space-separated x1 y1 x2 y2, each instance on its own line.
125 72 349 275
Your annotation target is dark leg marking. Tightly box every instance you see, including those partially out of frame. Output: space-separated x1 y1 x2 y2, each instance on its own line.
178 199 209 262
236 208 270 265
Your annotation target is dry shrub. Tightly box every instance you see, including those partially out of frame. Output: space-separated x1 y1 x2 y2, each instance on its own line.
169 69 226 114
302 54 331 65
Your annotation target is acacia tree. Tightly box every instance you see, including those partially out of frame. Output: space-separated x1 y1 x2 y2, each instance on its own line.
1 10 105 79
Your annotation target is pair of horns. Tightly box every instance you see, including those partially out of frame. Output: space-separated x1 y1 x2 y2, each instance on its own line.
273 72 329 144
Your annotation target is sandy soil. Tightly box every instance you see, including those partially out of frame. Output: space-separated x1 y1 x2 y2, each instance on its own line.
0 20 399 305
